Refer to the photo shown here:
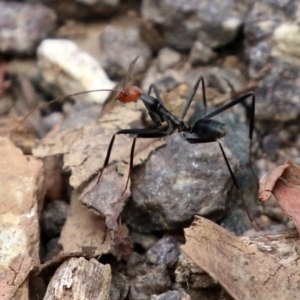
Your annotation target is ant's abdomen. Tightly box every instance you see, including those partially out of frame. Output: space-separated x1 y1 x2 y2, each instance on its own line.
182 119 227 143
195 119 226 141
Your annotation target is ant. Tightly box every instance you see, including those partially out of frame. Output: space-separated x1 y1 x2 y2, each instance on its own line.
25 57 257 228
96 58 257 228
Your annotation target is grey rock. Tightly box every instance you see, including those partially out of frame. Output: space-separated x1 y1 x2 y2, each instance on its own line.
141 0 251 50
123 133 238 232
142 63 185 93
261 134 280 160
218 112 259 235
26 0 119 19
60 102 102 131
146 237 180 268
43 237 62 263
208 67 246 94
131 232 159 251
250 60 300 123
100 25 151 78
0 2 56 55
41 200 69 237
130 265 172 300
110 272 129 300
189 41 217 66
244 0 300 123
150 289 191 300
175 254 216 289
127 252 147 277
158 47 181 72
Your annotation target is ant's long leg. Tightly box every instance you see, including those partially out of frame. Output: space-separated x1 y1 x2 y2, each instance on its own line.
96 134 116 183
98 126 167 191
180 76 206 120
122 137 137 195
203 92 255 167
217 140 260 232
148 84 164 105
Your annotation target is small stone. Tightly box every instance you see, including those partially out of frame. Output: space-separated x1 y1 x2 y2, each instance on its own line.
131 232 159 251
100 25 151 78
150 289 191 300
110 272 129 300
35 0 120 19
0 2 56 55
130 265 172 300
189 41 217 66
146 237 180 268
158 47 181 72
261 134 280 159
127 252 147 277
141 0 249 50
175 254 215 289
41 200 69 237
37 39 115 104
43 237 62 263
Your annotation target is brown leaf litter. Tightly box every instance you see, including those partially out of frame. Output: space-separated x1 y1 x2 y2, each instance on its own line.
259 159 300 235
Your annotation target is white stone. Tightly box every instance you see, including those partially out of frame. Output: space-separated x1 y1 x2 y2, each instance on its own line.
38 39 115 104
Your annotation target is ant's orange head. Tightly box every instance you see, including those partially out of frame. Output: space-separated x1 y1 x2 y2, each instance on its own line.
117 86 142 103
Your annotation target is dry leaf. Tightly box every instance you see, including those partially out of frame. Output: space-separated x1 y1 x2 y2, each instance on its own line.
259 160 300 235
80 137 165 231
59 190 113 256
181 216 299 300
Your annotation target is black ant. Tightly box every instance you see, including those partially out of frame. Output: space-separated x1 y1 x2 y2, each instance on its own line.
96 58 257 228
25 57 257 228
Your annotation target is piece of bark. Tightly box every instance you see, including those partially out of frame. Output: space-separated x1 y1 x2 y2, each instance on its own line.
0 137 44 300
43 257 111 300
0 115 35 154
181 216 300 300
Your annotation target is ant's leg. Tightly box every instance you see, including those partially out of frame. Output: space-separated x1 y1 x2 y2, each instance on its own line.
122 137 136 195
180 76 206 119
202 92 255 136
203 92 255 170
117 127 168 195
217 140 260 231
96 134 116 183
148 84 164 105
